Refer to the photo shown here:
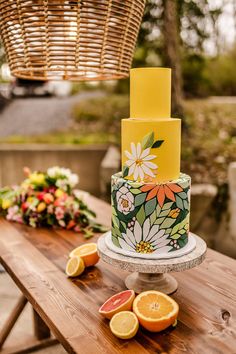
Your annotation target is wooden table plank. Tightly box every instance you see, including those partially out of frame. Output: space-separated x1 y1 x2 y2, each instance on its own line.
0 195 236 354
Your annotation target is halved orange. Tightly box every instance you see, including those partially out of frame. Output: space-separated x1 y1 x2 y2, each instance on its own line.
133 290 179 332
110 311 139 339
69 243 99 267
99 290 135 320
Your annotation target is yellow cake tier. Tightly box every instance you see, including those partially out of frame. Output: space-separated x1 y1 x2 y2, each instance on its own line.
130 67 171 119
122 118 181 183
122 67 181 183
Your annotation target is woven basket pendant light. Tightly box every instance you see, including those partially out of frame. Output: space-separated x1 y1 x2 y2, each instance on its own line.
0 0 145 81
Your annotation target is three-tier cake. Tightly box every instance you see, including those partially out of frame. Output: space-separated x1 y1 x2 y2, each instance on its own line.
111 68 191 257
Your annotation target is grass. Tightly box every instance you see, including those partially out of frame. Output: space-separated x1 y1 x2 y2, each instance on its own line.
0 95 235 185
0 132 115 145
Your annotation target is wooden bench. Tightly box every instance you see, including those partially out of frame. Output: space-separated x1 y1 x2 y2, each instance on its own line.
0 195 236 354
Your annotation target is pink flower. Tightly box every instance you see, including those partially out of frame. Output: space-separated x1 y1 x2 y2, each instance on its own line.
47 204 54 214
55 207 64 220
6 206 19 220
14 214 23 224
74 225 81 233
6 206 23 224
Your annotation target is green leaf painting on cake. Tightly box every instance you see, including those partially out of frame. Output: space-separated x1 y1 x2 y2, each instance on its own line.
124 131 164 181
111 173 190 254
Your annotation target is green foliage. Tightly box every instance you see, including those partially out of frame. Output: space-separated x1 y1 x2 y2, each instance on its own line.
135 0 222 60
152 140 164 148
112 235 121 248
182 47 236 97
0 132 115 145
144 198 157 216
205 47 236 96
182 99 236 185
136 205 146 226
135 193 147 207
141 131 154 149
122 165 129 178
130 0 228 98
171 215 189 237
160 218 176 229
71 94 129 143
182 53 210 97
72 94 129 125
130 188 142 195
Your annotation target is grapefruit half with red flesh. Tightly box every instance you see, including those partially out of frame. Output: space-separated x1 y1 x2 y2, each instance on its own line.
99 290 135 319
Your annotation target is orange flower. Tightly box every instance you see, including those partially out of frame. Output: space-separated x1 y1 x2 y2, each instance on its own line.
43 193 54 204
67 220 76 229
140 183 183 207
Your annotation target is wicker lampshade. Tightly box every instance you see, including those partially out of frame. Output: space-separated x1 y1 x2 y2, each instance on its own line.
0 0 145 81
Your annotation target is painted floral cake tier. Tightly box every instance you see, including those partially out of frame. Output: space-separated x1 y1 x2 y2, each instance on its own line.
111 172 191 255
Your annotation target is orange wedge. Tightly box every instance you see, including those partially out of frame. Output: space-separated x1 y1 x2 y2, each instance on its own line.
69 243 99 267
110 311 139 339
133 290 179 332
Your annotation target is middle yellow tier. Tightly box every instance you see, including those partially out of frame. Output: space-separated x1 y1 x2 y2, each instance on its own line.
122 118 181 183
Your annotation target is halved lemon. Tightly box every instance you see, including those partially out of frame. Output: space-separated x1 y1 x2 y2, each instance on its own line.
133 290 179 332
109 311 139 339
66 256 85 277
69 243 99 267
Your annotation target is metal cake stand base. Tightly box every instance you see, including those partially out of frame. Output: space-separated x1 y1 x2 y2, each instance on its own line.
97 233 207 294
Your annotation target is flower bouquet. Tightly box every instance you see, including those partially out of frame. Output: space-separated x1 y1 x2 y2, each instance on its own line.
0 166 107 238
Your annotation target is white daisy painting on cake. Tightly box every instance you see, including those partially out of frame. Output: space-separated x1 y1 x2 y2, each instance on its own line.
119 217 172 254
123 131 164 181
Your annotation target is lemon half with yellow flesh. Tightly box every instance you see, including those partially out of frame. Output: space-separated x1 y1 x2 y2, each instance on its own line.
66 256 85 277
109 311 139 339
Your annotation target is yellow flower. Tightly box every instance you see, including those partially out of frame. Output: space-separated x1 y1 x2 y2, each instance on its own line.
55 189 64 198
29 173 45 185
37 202 46 213
168 208 180 218
2 199 12 209
27 196 35 204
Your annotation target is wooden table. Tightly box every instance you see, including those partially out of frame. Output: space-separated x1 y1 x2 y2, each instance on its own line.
0 195 236 354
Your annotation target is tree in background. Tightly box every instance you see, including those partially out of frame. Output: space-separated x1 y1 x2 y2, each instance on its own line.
133 0 223 114
163 0 183 116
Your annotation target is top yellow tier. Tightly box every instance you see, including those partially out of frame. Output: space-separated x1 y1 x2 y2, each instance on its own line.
130 67 171 119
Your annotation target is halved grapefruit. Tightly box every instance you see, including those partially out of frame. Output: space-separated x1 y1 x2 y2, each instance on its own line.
99 290 135 319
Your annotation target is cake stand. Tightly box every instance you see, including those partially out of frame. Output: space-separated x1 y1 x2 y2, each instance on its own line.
97 233 207 294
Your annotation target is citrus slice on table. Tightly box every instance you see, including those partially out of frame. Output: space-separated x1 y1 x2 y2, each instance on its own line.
110 311 139 339
66 256 85 277
69 243 99 267
133 291 179 332
99 290 135 319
